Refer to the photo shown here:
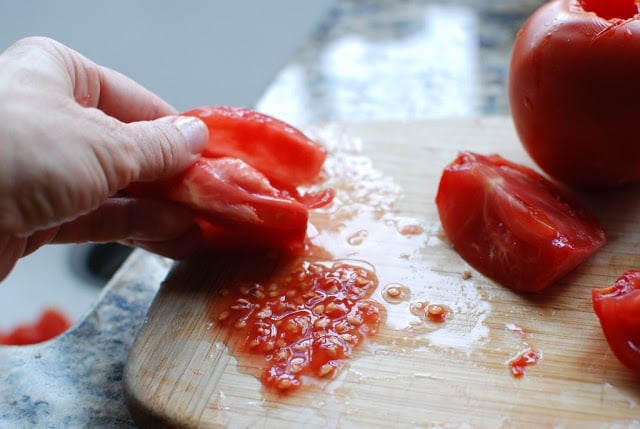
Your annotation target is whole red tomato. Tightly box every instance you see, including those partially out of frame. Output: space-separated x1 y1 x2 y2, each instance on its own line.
509 0 640 189
592 270 640 375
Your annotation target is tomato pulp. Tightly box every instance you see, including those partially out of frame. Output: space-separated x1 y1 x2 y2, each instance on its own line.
126 106 334 253
509 0 640 189
592 270 640 375
435 151 606 293
214 260 382 392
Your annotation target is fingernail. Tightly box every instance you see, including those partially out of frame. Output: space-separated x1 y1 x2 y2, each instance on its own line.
172 116 209 154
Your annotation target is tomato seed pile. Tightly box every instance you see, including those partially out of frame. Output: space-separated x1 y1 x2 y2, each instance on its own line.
216 261 382 392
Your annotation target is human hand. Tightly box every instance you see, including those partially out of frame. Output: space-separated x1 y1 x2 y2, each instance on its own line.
0 37 210 281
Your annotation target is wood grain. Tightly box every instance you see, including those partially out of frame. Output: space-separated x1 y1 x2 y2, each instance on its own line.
124 117 640 428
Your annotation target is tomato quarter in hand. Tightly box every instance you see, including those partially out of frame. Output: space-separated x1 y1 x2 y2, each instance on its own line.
126 106 334 253
592 270 640 375
509 0 640 189
435 151 606 293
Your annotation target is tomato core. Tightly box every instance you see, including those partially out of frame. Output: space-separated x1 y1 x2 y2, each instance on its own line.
578 0 638 20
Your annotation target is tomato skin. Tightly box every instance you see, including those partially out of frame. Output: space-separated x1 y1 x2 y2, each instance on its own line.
592 270 640 375
509 0 640 189
435 151 606 293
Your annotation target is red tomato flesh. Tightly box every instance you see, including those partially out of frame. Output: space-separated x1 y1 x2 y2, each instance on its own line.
183 106 328 188
126 106 334 253
0 308 71 345
435 151 606 293
592 270 640 375
578 0 638 20
215 261 382 392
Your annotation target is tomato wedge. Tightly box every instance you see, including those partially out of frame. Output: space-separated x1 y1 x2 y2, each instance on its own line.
126 106 334 253
592 270 640 375
183 106 328 188
435 151 606 293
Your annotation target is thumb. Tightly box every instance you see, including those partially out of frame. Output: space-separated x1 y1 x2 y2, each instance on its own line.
123 115 209 183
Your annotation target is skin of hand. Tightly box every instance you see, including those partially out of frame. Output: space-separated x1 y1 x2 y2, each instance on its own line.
0 36 210 281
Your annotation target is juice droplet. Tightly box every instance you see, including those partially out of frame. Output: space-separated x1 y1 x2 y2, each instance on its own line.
381 283 411 304
425 304 450 323
409 300 428 317
347 230 368 246
399 224 424 236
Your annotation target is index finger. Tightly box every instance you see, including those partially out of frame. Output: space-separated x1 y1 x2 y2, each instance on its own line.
94 65 179 122
22 37 179 122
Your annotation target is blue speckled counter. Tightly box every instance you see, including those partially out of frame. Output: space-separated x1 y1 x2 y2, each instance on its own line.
0 1 541 426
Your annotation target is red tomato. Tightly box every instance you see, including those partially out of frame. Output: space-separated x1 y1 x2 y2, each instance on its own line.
592 270 640 375
509 0 640 189
435 151 606 293
578 0 638 20
126 106 334 253
0 308 71 345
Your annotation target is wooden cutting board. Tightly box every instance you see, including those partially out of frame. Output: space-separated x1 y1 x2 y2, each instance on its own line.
124 117 640 428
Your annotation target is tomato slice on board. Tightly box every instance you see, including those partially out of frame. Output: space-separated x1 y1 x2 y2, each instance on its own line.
435 151 606 293
126 106 334 253
592 270 640 375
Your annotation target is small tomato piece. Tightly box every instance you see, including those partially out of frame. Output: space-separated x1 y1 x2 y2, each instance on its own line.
435 151 606 293
592 270 640 375
509 0 640 189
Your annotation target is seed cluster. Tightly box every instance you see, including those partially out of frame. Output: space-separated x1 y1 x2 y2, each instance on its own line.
217 262 381 391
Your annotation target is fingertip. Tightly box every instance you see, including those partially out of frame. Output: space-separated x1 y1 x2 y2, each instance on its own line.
171 116 209 155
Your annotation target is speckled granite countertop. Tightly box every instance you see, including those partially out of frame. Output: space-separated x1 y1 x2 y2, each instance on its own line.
0 1 541 427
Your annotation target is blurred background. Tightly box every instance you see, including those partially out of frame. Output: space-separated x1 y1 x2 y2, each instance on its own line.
0 1 334 328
